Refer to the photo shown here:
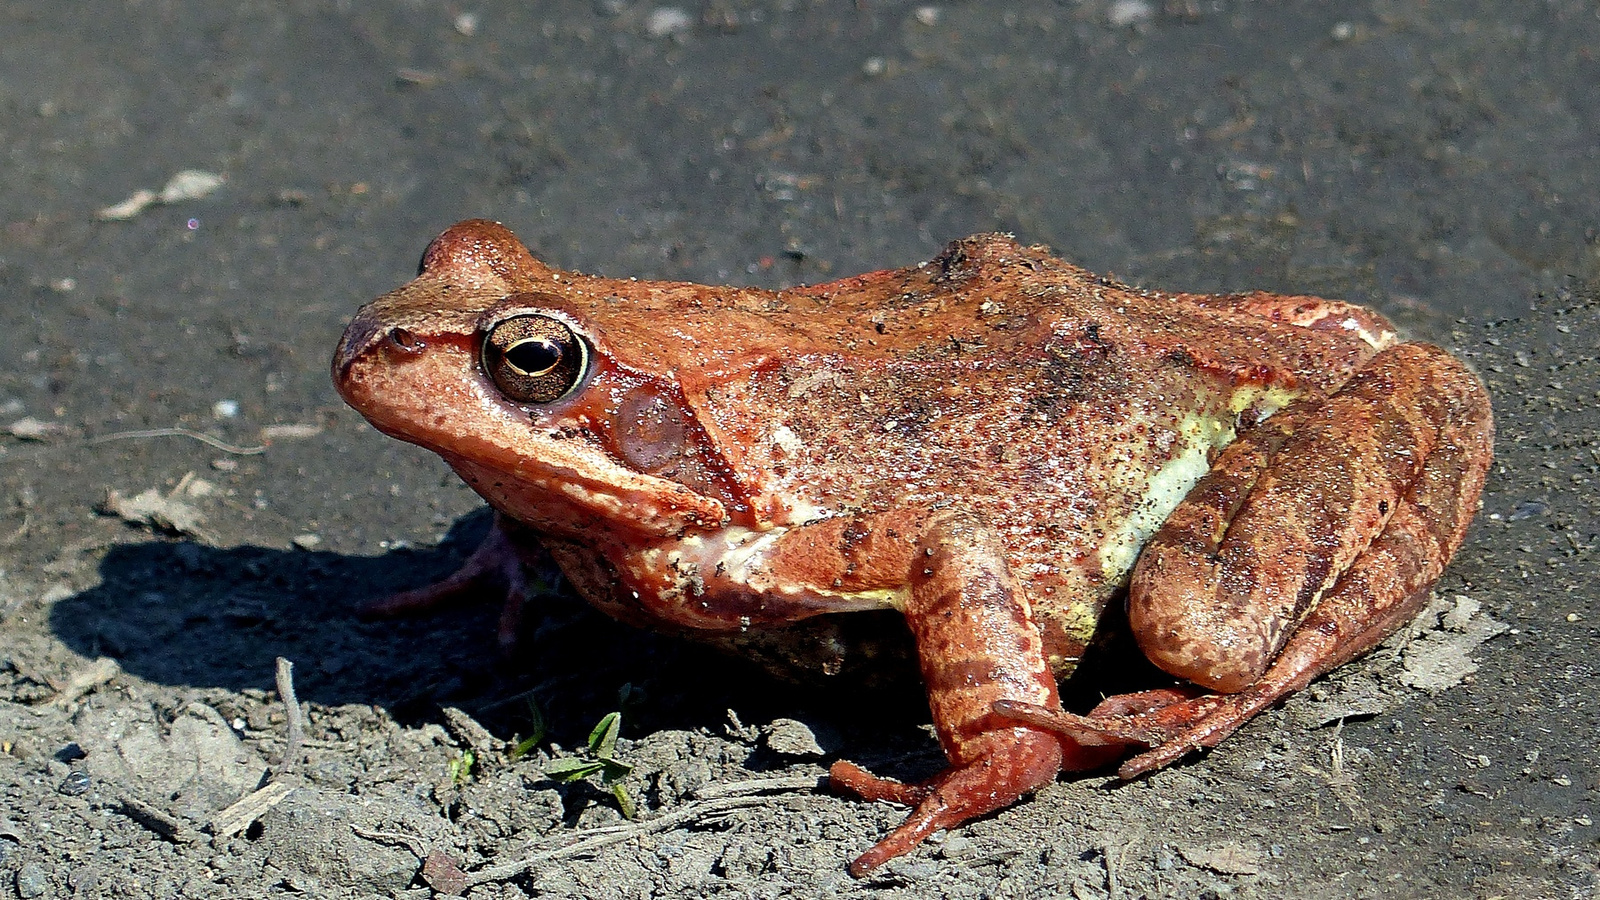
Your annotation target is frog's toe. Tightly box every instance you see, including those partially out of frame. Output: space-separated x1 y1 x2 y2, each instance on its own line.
835 729 1062 877
996 688 1245 776
1110 690 1271 778
827 761 932 806
359 563 498 616
993 700 1162 746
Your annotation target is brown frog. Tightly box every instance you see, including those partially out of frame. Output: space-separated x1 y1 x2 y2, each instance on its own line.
332 220 1493 876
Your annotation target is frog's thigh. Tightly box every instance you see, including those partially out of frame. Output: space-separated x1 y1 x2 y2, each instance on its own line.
1128 342 1493 693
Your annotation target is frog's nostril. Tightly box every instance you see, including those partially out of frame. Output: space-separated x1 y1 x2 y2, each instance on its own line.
387 327 424 352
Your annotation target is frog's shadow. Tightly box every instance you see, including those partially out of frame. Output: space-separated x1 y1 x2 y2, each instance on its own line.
46 513 918 747
49 512 1169 772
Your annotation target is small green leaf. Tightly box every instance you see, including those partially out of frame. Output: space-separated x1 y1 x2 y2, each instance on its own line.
610 782 637 820
510 734 540 761
617 682 646 709
448 749 476 785
598 759 633 784
588 711 621 759
545 758 605 783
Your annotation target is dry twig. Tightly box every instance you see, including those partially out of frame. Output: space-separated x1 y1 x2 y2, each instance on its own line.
209 781 298 839
465 794 773 886
88 427 266 455
275 657 307 776
117 794 195 843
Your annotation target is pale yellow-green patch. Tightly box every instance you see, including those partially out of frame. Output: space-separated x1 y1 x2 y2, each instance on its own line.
1055 596 1102 645
1096 386 1298 585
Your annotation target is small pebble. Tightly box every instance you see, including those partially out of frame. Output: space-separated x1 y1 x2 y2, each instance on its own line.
157 170 224 204
57 770 91 796
1107 0 1154 26
16 863 48 899
644 7 692 38
763 719 824 757
1508 499 1548 521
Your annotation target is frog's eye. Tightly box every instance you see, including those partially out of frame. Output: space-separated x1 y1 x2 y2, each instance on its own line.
482 314 589 404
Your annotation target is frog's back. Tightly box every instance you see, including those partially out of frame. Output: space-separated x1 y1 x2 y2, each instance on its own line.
698 235 1384 671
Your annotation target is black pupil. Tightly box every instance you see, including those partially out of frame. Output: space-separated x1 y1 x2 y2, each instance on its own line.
505 339 561 375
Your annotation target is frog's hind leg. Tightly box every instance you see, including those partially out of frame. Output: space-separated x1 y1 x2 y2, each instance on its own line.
1000 342 1493 778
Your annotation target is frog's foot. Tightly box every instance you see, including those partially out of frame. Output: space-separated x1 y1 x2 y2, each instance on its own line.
996 687 1252 778
996 686 1218 750
359 515 538 650
828 727 1063 878
1000 579 1430 780
1003 510 1475 781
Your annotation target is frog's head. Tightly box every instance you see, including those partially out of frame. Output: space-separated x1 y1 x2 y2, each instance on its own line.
333 219 745 540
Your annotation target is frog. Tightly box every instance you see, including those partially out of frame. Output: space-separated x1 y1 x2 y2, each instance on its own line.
332 219 1493 876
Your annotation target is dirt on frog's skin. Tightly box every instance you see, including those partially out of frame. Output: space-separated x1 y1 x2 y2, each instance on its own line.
3 2 1600 899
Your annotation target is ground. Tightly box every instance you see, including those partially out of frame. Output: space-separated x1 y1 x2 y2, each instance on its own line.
1 1 1597 898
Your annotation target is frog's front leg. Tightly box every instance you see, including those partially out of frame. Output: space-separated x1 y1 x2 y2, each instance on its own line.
359 513 548 650
1000 342 1494 777
748 511 1120 876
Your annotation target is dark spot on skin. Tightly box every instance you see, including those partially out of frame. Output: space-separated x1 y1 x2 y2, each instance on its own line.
921 659 1002 694
1379 500 1390 514
840 520 874 555
1029 334 1126 419
1294 553 1334 621
1166 347 1198 369
934 241 971 279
